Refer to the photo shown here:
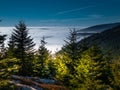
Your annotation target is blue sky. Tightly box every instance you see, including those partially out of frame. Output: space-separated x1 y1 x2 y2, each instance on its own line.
0 0 120 26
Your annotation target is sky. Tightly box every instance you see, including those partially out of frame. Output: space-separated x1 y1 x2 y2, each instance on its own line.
0 0 120 27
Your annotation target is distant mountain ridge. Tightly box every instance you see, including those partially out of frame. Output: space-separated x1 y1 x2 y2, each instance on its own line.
78 22 120 33
79 24 120 57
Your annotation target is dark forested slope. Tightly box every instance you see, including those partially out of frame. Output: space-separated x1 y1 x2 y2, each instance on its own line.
79 22 120 32
79 25 120 57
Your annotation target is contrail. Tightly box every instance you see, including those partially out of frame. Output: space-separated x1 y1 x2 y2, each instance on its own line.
56 6 94 15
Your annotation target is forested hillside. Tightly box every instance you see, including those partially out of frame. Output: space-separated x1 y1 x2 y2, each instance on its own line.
0 22 120 90
79 25 120 57
79 22 120 32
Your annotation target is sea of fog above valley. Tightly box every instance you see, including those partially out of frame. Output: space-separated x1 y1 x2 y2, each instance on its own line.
0 26 84 53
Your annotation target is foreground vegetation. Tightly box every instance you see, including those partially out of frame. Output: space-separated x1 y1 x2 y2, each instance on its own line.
0 22 120 90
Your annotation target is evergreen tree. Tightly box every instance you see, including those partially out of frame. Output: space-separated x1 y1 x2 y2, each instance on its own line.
62 29 80 74
0 58 20 79
55 29 81 86
54 53 69 84
10 21 35 75
34 36 52 78
110 58 120 90
74 45 111 89
0 34 7 59
7 35 15 58
63 29 80 61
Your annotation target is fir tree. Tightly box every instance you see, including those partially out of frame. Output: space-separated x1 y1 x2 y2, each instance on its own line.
63 29 80 60
7 35 15 58
74 45 111 89
10 21 35 75
110 58 120 89
55 29 81 86
34 36 52 78
62 29 80 74
0 34 7 59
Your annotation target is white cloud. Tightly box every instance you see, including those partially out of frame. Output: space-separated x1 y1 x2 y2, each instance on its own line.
0 26 83 53
55 5 95 15
88 14 103 19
